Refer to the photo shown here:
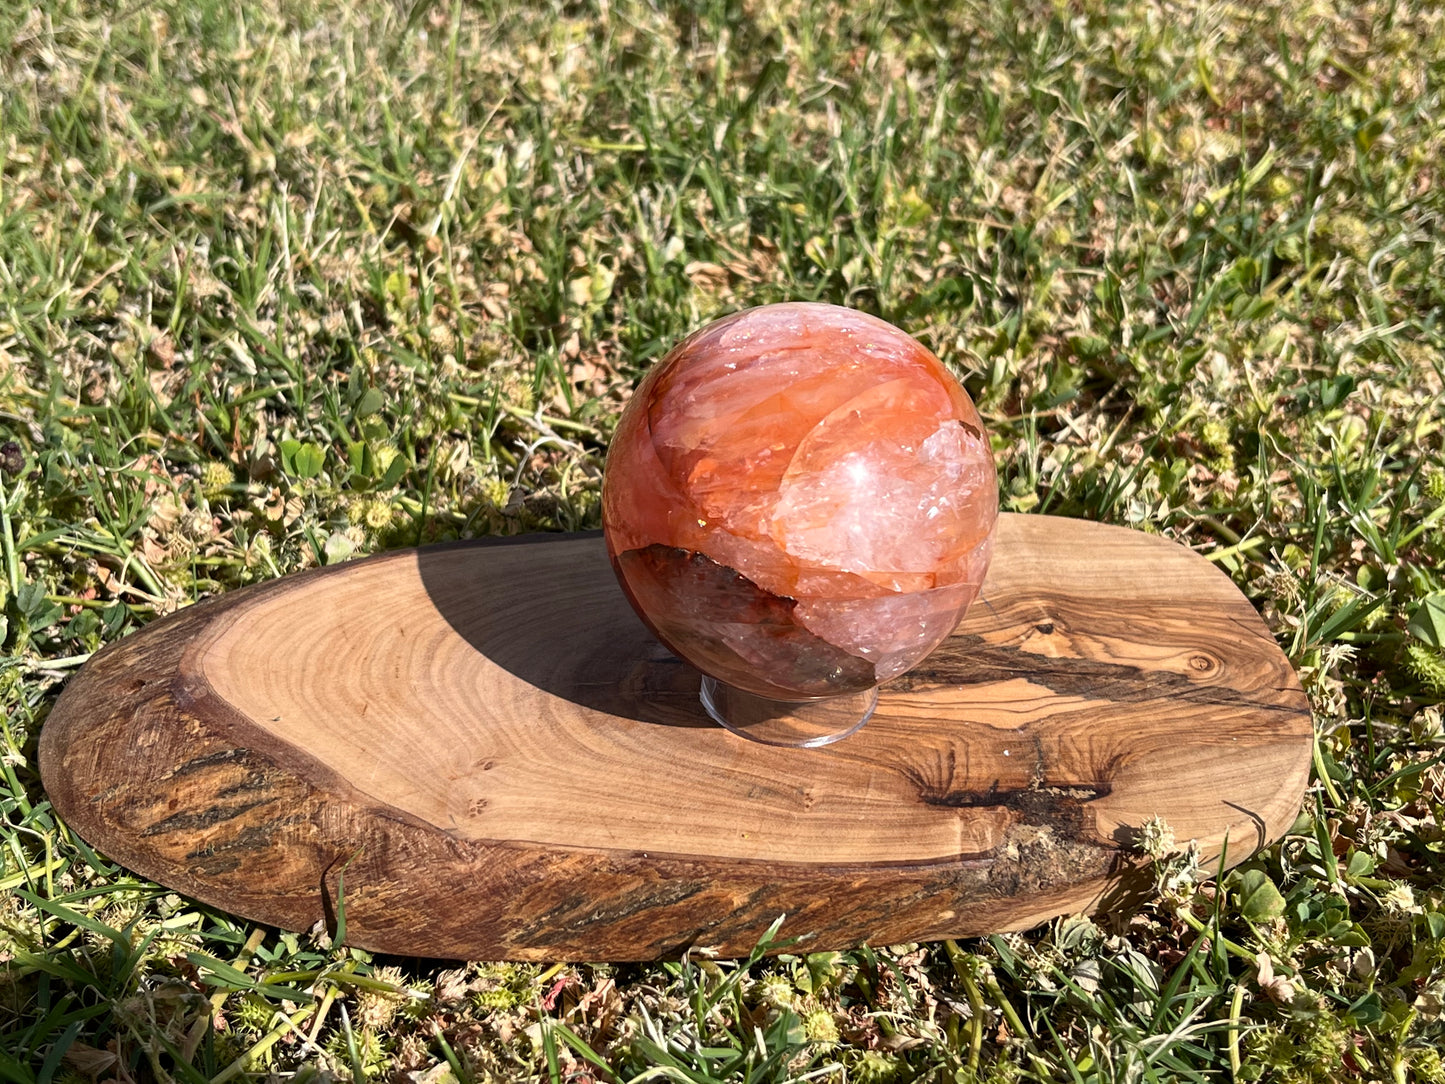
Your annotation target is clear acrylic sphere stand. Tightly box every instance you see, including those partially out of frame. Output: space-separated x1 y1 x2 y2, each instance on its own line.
697 676 880 748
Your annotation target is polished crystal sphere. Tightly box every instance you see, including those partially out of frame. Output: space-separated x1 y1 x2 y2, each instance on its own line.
603 302 998 701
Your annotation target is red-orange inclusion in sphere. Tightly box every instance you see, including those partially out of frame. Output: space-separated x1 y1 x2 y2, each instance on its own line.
602 303 999 700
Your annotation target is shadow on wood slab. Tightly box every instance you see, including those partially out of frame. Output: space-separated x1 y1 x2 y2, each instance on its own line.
38 515 1312 960
417 531 714 728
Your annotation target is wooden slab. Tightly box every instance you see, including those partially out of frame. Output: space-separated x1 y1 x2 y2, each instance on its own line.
39 515 1311 960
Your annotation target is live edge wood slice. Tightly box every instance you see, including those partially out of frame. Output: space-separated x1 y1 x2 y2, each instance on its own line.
39 514 1312 961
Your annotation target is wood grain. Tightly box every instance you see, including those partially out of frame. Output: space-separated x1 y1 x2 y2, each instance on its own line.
38 514 1312 960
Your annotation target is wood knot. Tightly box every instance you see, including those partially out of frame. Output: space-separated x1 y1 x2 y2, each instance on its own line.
1034 622 1055 635
1189 653 1218 674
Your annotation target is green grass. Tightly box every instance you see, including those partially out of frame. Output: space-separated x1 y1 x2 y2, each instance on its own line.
2 0 1444 1079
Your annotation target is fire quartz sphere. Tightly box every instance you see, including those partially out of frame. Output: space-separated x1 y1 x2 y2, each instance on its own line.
602 302 999 701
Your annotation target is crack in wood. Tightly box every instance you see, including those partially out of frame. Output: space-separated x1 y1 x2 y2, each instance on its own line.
917 782 1111 809
899 635 1308 716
